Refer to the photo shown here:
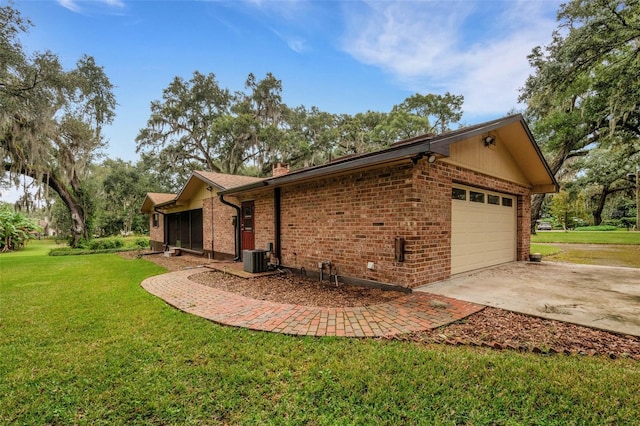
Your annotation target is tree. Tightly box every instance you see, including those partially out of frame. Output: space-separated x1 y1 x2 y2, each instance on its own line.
520 0 640 229
572 142 640 225
0 5 115 246
219 72 286 174
96 159 158 236
334 111 389 156
393 92 464 136
135 71 232 175
279 105 339 168
138 66 466 179
549 189 588 230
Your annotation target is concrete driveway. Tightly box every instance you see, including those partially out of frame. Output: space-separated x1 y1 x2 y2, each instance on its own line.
415 262 640 336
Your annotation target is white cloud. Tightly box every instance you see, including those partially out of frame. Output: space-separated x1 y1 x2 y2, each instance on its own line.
57 0 125 13
341 0 561 117
270 27 308 53
58 0 82 12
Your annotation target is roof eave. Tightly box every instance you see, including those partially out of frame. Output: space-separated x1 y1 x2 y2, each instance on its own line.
220 114 558 196
220 138 443 195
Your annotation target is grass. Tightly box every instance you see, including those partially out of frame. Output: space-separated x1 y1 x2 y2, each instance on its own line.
541 245 640 268
531 230 640 245
2 241 640 424
530 243 562 256
531 230 640 267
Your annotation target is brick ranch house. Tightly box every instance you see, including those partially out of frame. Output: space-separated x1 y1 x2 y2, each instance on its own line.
141 114 557 290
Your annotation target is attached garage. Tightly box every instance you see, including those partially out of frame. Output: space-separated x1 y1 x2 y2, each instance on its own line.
451 185 516 274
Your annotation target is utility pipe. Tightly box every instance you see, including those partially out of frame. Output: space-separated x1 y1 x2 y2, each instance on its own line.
274 187 282 263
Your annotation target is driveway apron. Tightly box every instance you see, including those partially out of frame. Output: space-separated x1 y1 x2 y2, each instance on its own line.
416 261 640 336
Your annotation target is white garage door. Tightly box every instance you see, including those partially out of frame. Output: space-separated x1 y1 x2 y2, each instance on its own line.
451 185 516 274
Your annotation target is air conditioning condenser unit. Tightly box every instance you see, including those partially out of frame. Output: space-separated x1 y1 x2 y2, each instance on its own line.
243 249 268 273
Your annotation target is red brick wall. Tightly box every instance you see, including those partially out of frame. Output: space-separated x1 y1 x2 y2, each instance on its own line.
407 162 453 285
228 159 532 289
210 193 243 259
277 164 416 287
253 192 275 252
149 213 164 251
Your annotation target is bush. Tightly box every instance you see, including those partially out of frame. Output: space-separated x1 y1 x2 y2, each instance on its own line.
132 237 150 248
602 219 621 228
574 225 618 231
88 238 124 250
48 237 148 256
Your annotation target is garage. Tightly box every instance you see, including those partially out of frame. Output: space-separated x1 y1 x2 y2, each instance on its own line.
451 184 516 274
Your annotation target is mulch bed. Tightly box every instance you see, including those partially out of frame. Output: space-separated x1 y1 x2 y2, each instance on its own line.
398 307 640 360
190 271 405 307
125 251 640 360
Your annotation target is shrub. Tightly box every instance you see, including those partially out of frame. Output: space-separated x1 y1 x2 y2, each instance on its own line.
574 225 618 231
132 237 150 249
88 238 125 250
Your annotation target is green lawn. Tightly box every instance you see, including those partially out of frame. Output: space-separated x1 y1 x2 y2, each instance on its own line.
532 230 640 245
1 241 639 424
530 243 562 256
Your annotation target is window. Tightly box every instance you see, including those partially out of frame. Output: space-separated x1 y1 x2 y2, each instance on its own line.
502 197 513 207
470 191 485 203
488 195 500 205
452 188 466 200
243 205 253 231
152 213 159 227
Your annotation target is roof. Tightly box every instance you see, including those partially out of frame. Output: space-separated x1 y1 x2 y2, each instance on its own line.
140 172 264 212
140 192 177 213
220 114 558 196
193 171 264 190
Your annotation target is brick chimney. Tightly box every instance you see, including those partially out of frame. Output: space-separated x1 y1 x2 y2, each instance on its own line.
272 162 289 177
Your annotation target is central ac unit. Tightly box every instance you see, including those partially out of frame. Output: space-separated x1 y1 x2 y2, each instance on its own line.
243 249 269 273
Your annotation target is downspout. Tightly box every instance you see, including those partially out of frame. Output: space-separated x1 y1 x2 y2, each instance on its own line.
274 187 282 263
219 194 242 261
210 197 215 259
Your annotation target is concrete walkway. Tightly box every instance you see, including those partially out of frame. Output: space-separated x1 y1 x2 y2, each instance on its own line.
141 269 483 337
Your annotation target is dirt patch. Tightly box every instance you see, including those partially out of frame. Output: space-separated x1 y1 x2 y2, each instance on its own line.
126 251 640 359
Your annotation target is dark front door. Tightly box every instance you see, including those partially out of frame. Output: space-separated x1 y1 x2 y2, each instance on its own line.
241 200 255 251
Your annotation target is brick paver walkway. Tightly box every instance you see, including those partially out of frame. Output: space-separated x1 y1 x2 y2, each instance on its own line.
141 269 484 337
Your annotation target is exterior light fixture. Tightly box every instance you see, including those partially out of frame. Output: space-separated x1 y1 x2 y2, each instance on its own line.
411 152 438 165
483 135 496 147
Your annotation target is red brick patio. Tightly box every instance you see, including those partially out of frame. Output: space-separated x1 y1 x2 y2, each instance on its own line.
141 269 484 337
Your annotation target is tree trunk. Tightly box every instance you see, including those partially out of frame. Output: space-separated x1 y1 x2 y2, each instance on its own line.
10 166 90 246
530 150 565 232
530 194 547 233
592 186 609 226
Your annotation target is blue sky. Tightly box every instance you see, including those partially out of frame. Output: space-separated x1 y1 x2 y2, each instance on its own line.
2 0 562 201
